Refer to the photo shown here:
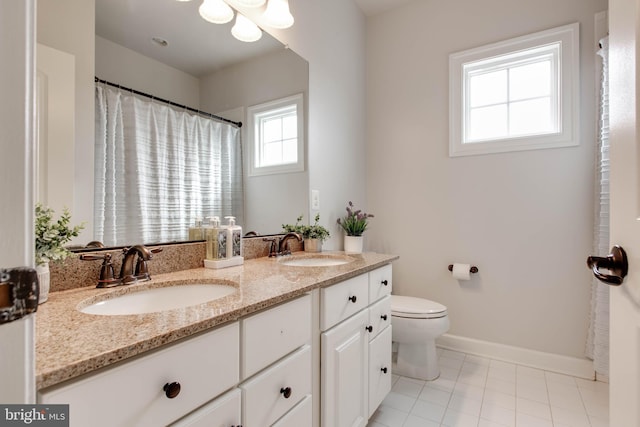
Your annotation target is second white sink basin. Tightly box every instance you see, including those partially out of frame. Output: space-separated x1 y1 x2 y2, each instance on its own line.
79 284 237 315
278 254 354 267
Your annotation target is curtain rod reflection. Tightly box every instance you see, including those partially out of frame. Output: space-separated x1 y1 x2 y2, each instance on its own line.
94 77 242 128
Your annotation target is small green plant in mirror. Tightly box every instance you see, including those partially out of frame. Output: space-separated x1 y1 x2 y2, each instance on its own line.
35 203 85 266
282 213 330 242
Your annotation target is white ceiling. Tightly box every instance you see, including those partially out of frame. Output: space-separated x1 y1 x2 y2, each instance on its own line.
95 0 285 77
352 0 416 16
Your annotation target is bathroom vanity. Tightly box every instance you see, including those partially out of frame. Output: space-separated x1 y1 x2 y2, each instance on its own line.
36 252 397 427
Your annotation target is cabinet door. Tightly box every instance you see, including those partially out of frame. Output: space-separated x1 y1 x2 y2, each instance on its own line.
170 389 241 427
367 295 391 340
320 274 369 330
241 345 311 427
369 264 392 304
368 325 392 418
321 310 369 427
242 294 311 379
272 395 312 427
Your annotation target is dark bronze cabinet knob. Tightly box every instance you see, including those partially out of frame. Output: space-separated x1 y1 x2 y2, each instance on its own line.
365 325 373 333
280 387 292 398
163 382 181 399
381 314 388 321
381 280 388 286
348 295 357 303
381 367 388 374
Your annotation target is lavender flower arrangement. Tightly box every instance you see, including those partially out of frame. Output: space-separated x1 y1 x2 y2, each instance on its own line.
336 201 374 236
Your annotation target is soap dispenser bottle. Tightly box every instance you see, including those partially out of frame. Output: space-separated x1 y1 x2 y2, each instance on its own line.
225 216 242 258
188 217 204 240
207 216 227 260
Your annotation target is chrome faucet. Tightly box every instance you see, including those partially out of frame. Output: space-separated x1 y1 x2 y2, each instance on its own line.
278 232 302 256
120 245 153 284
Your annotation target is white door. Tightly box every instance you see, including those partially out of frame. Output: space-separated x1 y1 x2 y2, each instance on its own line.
321 309 369 427
0 0 36 404
606 0 640 425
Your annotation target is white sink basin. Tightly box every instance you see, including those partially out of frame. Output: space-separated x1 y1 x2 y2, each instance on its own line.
79 284 237 315
278 255 353 267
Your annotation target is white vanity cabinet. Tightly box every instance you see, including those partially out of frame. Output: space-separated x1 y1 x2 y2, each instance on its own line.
39 322 240 427
38 294 313 427
320 265 393 427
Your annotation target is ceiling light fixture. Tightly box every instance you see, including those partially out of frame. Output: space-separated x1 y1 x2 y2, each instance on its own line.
263 0 294 29
179 0 294 43
199 0 234 24
231 13 263 42
234 0 267 7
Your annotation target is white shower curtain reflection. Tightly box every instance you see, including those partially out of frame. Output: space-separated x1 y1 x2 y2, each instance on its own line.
94 85 243 247
586 36 609 378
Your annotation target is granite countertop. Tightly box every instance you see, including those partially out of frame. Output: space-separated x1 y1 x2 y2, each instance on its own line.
36 251 398 390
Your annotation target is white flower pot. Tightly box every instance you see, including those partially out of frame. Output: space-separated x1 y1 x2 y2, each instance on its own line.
36 262 50 304
304 238 323 252
344 236 363 254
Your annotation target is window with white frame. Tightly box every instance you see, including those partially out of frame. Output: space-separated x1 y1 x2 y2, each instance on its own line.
247 93 304 176
449 23 579 156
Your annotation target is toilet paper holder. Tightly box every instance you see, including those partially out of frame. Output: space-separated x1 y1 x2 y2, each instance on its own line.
448 264 478 274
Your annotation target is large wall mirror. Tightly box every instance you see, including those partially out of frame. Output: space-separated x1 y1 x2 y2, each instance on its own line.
37 0 309 248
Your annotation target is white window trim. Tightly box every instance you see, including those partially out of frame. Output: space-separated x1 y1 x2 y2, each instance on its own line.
247 93 305 176
449 23 579 157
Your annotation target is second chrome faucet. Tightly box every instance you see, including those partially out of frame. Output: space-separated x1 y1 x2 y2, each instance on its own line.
263 233 303 257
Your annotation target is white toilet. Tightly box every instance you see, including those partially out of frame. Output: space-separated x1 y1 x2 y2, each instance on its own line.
391 295 450 381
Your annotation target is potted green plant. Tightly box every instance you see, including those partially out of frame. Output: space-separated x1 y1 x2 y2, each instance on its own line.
282 213 330 252
35 203 84 303
336 201 374 253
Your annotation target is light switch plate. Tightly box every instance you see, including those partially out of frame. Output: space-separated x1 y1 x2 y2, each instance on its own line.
311 190 320 210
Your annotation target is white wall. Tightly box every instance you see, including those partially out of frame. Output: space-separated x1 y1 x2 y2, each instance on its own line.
366 0 606 359
200 49 309 234
95 36 200 108
235 0 367 249
37 0 94 243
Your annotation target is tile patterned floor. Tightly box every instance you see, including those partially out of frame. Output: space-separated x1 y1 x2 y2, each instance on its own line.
368 349 609 427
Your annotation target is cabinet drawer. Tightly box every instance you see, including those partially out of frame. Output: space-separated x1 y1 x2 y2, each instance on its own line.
170 388 241 427
241 345 311 427
368 295 391 341
242 294 311 379
321 274 369 331
272 395 312 427
369 325 392 418
369 264 392 304
39 322 239 427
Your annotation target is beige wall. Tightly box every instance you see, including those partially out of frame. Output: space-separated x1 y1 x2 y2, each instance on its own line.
366 0 607 358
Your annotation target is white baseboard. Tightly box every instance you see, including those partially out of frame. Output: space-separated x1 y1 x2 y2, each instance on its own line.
436 334 595 380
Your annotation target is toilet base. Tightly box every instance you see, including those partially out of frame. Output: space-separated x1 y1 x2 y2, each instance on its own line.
393 341 440 381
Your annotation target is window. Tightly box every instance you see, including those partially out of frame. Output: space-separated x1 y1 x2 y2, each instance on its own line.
247 94 304 176
449 23 579 156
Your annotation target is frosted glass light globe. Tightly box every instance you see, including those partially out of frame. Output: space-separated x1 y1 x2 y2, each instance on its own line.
263 0 294 29
199 0 234 24
231 13 262 42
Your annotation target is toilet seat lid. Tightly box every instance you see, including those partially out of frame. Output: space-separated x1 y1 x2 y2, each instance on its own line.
391 295 447 318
